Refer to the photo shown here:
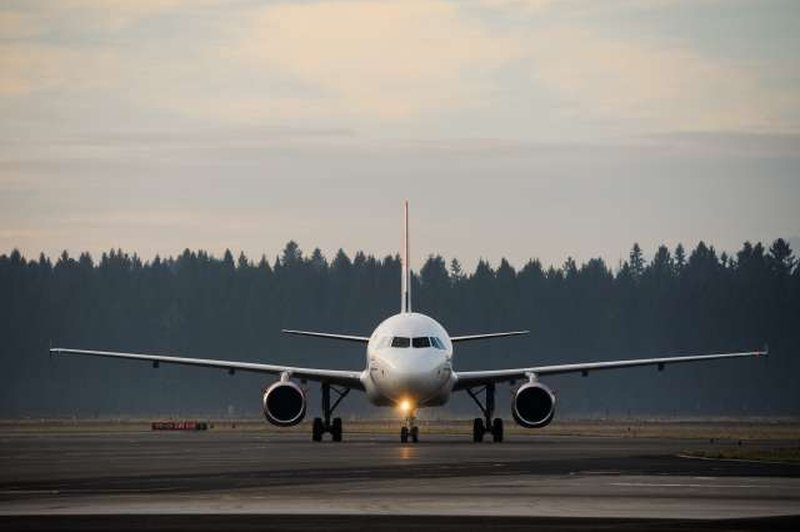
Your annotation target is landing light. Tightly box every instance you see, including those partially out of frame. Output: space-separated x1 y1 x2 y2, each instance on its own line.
399 399 413 413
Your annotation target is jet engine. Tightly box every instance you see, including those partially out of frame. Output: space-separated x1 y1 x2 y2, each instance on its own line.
512 382 556 428
262 381 306 427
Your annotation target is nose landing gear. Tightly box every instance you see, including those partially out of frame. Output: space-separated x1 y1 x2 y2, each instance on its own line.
400 410 419 443
467 383 504 443
312 382 349 442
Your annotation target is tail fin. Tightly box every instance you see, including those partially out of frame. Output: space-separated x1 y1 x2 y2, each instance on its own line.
401 200 411 313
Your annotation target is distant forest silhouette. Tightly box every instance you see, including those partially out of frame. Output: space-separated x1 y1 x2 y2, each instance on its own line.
1 239 797 418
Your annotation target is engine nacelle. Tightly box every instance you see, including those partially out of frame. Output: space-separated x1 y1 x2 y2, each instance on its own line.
262 381 306 427
512 382 556 428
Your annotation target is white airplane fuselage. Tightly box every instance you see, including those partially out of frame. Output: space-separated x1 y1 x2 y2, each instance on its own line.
362 312 455 408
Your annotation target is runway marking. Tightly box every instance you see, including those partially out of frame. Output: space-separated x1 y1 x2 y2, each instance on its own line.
610 482 762 489
0 490 60 495
677 453 797 466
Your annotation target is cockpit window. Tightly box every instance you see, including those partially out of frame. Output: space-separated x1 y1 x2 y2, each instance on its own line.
391 336 410 348
387 336 445 349
412 337 431 348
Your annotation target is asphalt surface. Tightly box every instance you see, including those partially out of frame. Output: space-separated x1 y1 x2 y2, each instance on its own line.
1 428 799 531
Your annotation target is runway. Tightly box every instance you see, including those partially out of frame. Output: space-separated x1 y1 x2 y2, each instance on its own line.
1 427 799 530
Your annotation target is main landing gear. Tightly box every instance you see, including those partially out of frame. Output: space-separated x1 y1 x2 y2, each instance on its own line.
400 409 419 443
467 382 504 443
312 382 349 442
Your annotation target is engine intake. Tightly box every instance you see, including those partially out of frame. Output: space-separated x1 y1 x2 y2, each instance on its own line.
262 381 306 427
512 382 556 428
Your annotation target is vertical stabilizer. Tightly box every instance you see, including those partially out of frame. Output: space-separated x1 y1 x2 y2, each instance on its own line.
401 201 411 313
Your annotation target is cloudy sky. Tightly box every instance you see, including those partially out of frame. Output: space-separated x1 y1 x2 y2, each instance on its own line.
2 0 799 270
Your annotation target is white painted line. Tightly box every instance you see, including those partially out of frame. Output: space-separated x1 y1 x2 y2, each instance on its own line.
610 482 761 489
677 453 795 465
0 490 60 495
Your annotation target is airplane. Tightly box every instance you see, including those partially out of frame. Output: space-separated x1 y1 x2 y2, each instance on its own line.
50 202 767 443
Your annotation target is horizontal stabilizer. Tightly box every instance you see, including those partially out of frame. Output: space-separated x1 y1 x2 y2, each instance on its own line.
281 329 370 343
450 331 529 343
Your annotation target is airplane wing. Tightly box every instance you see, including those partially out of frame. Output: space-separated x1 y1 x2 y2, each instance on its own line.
281 330 370 343
453 348 767 390
450 331 529 343
50 348 365 390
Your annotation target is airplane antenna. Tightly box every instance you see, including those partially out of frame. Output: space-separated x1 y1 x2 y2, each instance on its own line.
402 200 411 313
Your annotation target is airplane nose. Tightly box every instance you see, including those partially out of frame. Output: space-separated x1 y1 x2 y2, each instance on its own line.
391 351 447 398
394 352 440 375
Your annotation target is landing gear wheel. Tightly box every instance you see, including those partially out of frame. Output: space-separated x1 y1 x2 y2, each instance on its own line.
331 417 343 442
312 417 324 442
472 418 484 443
467 383 498 443
492 418 504 443
410 426 419 443
314 382 350 443
401 426 409 443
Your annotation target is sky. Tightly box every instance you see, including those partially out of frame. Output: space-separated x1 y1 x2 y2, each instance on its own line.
2 0 799 271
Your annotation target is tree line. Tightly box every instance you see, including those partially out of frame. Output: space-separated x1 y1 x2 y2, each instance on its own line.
1 239 797 418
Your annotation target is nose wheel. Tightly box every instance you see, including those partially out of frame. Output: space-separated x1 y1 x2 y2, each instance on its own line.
400 411 419 443
467 383 504 442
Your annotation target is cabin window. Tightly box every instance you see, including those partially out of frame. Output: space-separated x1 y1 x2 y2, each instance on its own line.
391 336 410 348
412 337 431 348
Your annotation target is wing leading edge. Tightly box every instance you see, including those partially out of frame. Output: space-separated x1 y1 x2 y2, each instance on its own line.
50 348 365 390
454 348 767 390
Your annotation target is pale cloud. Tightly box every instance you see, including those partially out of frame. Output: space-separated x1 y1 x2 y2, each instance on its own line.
476 0 554 11
0 44 116 95
1 0 798 135
62 0 187 31
645 131 800 157
232 1 519 121
1 0 187 35
519 26 788 132
0 10 44 40
0 0 222 96
213 1 796 133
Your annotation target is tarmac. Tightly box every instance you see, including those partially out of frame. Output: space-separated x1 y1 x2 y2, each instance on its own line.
1 426 799 530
